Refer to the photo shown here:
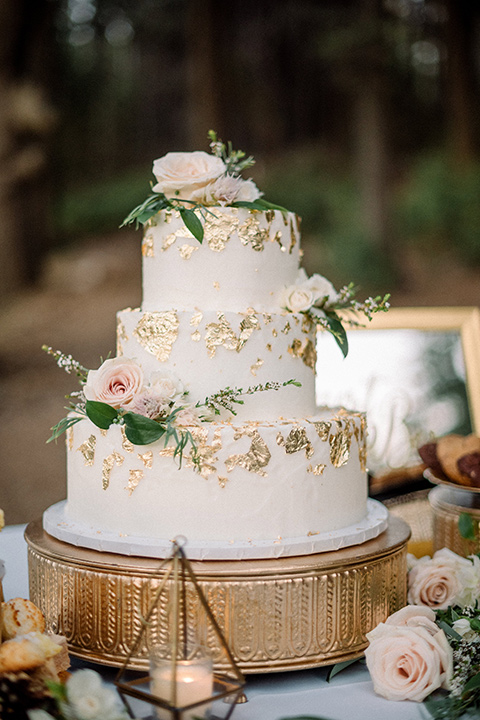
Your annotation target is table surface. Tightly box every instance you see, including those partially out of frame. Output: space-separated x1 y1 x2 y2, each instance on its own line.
1 524 423 720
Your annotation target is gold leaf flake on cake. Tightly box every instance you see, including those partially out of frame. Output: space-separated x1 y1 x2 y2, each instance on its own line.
281 321 291 335
301 314 313 334
121 426 134 453
266 343 272 351
134 311 179 361
179 244 198 260
66 426 74 451
288 338 316 370
218 476 228 488
125 469 144 495
329 423 352 468
307 463 326 476
226 429 271 476
205 313 238 358
213 281 220 290
204 209 238 251
312 421 331 442
250 358 264 376
100 429 108 437
142 234 154 257
101 452 123 490
265 209 275 224
276 427 314 459
77 435 96 466
238 213 268 252
138 451 154 469
272 231 283 250
289 218 297 254
116 317 129 356
272 328 278 337
190 310 203 326
263 313 273 324
158 447 175 458
191 330 201 342
238 313 259 351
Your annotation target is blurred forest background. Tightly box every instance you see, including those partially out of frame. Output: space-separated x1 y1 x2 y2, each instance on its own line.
1 0 480 524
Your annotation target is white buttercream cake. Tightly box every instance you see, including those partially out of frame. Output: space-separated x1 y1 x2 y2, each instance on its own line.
44 147 388 559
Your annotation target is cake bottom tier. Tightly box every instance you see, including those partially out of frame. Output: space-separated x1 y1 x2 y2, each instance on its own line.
27 517 410 673
63 408 369 553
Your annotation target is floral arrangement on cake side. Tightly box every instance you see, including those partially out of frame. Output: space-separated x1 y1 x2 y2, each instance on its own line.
122 131 390 356
42 345 300 453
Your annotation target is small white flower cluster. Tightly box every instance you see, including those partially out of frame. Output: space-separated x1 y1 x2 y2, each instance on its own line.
27 669 131 720
42 345 88 378
84 357 208 427
151 151 261 206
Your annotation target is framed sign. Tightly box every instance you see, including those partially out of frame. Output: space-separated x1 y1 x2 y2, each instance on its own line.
316 307 480 477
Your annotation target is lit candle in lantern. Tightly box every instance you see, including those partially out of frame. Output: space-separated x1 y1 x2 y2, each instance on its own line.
151 655 213 720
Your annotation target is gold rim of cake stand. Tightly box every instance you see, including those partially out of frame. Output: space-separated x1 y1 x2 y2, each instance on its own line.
26 517 410 673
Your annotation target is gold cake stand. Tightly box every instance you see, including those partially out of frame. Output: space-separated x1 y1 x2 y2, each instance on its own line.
26 517 409 673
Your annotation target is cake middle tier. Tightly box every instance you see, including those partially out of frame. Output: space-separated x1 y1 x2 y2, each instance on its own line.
117 308 317 421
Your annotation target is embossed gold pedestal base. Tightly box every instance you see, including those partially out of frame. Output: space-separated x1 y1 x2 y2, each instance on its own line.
26 517 409 673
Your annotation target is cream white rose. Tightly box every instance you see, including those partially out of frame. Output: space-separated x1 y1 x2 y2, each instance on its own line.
152 151 226 201
385 604 439 636
365 622 453 702
306 273 338 306
280 284 315 313
149 371 184 402
408 547 478 609
83 358 144 409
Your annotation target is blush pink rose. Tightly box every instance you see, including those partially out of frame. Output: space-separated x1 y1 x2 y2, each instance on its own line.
407 548 475 609
152 151 226 201
365 620 452 702
84 358 144 409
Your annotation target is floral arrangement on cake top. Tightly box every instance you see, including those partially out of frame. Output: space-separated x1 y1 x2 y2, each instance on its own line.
121 129 286 240
122 131 390 357
42 346 300 452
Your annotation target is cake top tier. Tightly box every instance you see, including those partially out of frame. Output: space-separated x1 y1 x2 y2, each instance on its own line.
141 207 301 312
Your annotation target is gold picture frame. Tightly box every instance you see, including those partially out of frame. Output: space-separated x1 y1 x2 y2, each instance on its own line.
316 306 480 479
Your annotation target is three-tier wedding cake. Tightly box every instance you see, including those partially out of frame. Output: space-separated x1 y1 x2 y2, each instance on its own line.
43 137 389 559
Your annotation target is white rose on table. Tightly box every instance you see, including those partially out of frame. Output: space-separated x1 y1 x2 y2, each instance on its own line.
83 358 144 409
152 151 226 201
66 668 128 720
365 615 453 702
408 547 479 610
279 284 315 313
452 617 476 640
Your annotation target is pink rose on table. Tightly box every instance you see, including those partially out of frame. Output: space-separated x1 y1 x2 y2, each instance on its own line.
408 547 479 609
365 610 452 702
152 151 226 201
84 358 144 409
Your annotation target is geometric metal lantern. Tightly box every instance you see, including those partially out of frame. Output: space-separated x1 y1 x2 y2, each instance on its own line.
115 537 246 719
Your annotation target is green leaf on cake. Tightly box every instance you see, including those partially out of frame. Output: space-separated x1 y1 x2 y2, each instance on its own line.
120 193 171 228
324 313 349 358
458 511 476 540
85 400 119 429
179 207 204 242
123 412 165 445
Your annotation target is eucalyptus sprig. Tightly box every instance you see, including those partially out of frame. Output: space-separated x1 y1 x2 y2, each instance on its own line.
202 378 301 416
